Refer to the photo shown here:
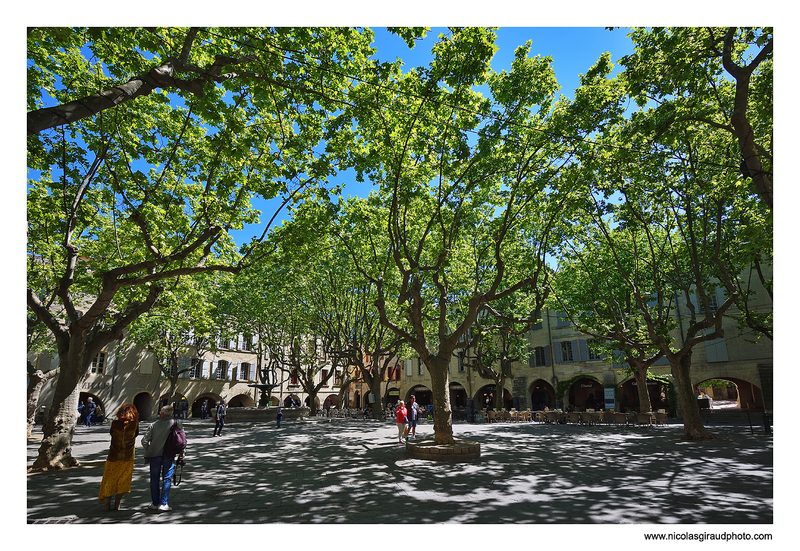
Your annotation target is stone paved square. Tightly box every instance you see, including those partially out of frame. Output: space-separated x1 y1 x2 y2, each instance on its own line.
26 416 774 539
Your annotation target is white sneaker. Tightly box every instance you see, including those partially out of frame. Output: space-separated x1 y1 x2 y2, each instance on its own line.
158 504 172 512
148 503 159 510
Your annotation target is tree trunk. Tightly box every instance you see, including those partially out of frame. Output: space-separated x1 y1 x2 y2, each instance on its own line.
633 367 653 413
671 353 715 441
370 377 384 419
428 357 454 445
306 389 319 416
31 356 83 470
27 361 57 437
494 376 506 410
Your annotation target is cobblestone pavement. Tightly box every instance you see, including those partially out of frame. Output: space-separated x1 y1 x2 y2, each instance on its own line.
26 416 774 530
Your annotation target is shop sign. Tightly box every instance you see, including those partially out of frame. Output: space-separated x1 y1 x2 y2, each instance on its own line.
604 388 615 410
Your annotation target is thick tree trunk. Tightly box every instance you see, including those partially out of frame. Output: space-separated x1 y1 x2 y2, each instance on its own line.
671 353 715 441
306 389 319 416
428 357 454 445
370 378 384 419
31 356 84 470
27 361 57 437
633 368 653 413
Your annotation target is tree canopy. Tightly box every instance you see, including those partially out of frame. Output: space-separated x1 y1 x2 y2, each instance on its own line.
26 27 773 461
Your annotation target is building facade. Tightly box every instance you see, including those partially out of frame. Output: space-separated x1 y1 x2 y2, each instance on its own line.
30 280 773 423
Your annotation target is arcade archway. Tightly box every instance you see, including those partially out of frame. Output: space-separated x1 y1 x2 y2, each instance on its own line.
529 379 555 411
78 392 105 424
696 377 763 410
567 377 604 410
192 393 222 418
386 387 401 406
449 382 467 408
283 394 302 408
475 384 513 409
304 395 320 409
133 392 154 421
407 385 432 407
229 393 256 408
618 377 671 413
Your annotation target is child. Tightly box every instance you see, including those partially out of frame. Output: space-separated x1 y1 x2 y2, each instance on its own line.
276 409 283 428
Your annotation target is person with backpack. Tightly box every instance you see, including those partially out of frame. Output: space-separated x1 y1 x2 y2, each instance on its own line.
141 404 186 512
213 399 227 437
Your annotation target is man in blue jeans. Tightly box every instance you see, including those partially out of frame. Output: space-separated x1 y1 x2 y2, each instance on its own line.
403 395 421 440
84 397 96 427
142 405 186 512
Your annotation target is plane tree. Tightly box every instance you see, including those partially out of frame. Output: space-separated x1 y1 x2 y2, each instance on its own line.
550 202 675 415
618 27 773 210
559 123 757 440
328 29 621 445
26 27 374 470
266 308 341 417
617 27 773 342
293 225 410 418
214 260 287 408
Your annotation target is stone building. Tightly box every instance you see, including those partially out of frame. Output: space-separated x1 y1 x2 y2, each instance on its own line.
341 281 773 418
29 334 347 423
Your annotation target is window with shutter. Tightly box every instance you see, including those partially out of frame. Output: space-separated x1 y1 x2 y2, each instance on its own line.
580 339 602 361
531 347 547 367
703 329 729 362
216 360 228 380
557 341 575 362
139 352 155 375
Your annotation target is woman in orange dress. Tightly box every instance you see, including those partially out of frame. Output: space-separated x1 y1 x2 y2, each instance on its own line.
98 404 139 511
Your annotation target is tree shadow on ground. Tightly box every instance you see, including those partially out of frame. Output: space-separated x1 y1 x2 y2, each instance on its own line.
27 419 772 524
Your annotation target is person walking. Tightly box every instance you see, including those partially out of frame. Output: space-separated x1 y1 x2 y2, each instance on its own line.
395 400 408 444
200 400 208 420
98 404 140 511
403 395 420 440
84 397 97 427
141 405 186 512
276 408 283 428
213 399 227 437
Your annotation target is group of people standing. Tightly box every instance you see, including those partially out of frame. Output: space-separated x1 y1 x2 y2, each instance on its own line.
96 397 235 513
394 395 421 443
97 403 186 513
78 397 100 427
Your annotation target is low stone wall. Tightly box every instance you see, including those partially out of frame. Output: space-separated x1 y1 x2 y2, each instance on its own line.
213 407 308 423
405 437 481 461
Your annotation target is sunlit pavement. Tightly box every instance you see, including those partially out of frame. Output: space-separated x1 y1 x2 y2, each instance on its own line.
26 416 773 524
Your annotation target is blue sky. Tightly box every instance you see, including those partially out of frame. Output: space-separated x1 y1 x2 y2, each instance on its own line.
229 27 636 246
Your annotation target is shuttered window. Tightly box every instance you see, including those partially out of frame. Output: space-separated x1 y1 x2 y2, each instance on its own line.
703 329 729 362
555 340 579 363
